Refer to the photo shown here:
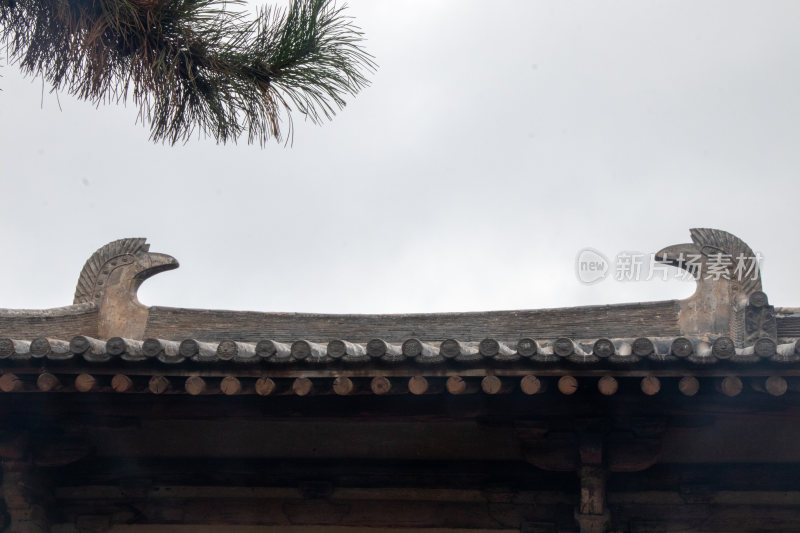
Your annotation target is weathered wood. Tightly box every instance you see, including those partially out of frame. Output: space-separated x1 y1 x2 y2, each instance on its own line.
0 373 23 392
255 377 277 396
597 375 618 396
678 376 700 396
446 376 478 395
558 375 578 395
576 464 610 533
761 376 787 397
148 375 171 395
370 376 407 395
292 377 314 396
1 458 50 533
36 372 60 392
184 376 207 396
74 373 98 393
719 376 743 397
332 376 355 396
640 375 661 396
220 376 242 395
520 375 546 395
111 374 134 393
409 375 439 395
481 375 512 395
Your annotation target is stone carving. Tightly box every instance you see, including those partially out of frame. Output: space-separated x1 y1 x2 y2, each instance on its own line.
0 229 781 345
657 228 763 344
73 238 178 339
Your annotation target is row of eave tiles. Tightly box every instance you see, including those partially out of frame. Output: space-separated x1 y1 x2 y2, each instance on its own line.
0 335 799 366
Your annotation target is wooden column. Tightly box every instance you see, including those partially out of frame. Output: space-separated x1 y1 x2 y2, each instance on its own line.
575 434 610 533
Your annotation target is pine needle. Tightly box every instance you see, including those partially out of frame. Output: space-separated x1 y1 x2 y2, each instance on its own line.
0 0 376 145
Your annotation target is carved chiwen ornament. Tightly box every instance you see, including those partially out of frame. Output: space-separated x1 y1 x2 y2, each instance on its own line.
0 229 772 346
73 238 179 339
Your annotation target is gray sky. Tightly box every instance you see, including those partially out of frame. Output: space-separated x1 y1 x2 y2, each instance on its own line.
1 1 799 314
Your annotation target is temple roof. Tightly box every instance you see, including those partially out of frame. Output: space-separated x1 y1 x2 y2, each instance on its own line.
1 229 798 398
2 334 798 366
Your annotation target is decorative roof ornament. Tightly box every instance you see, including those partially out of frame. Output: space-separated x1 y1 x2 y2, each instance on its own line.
656 228 767 343
0 229 784 347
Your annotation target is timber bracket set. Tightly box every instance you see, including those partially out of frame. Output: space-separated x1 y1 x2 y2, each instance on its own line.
0 429 92 533
516 417 666 532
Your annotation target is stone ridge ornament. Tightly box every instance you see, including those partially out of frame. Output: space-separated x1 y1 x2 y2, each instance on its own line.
0 229 788 348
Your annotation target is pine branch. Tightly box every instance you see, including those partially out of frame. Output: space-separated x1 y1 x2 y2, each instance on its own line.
0 0 375 145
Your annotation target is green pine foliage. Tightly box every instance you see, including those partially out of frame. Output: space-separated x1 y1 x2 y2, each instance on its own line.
0 0 375 144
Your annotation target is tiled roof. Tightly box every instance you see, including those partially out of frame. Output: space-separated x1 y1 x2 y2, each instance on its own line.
2 335 798 366
1 229 798 398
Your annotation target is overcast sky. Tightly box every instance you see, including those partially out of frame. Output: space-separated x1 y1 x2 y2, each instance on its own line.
1 1 799 315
